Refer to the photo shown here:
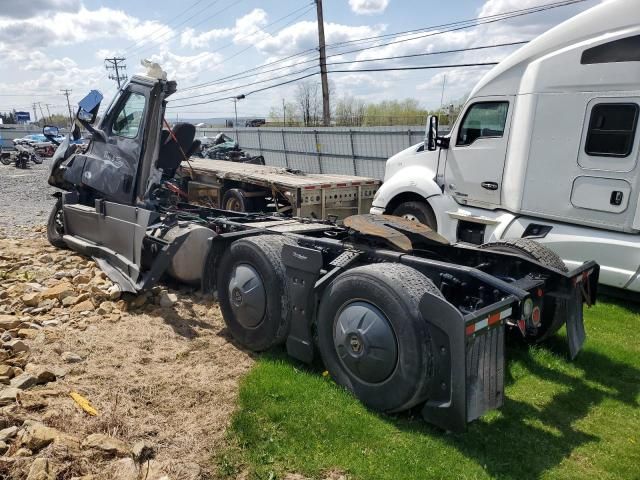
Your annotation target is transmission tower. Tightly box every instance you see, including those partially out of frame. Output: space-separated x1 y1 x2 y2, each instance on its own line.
105 57 128 88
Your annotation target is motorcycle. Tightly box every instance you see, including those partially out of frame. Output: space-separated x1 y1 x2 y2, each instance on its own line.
0 145 43 168
16 145 43 168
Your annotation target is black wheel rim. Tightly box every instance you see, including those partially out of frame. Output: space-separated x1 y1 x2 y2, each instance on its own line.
54 206 64 235
333 301 398 384
227 263 266 328
225 197 243 211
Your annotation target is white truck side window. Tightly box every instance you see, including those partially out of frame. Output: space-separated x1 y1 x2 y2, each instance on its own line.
456 102 509 147
585 103 639 157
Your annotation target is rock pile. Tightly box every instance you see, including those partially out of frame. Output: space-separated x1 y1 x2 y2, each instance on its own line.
0 237 198 479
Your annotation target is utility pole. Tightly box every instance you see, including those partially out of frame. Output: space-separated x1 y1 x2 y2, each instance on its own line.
45 104 52 121
32 103 38 123
104 57 128 88
315 0 330 126
61 89 73 125
37 102 46 123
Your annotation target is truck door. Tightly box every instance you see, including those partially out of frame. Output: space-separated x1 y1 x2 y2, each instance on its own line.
444 98 512 208
571 98 640 229
81 86 148 205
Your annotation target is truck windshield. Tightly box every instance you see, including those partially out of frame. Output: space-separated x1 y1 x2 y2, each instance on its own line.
456 101 508 146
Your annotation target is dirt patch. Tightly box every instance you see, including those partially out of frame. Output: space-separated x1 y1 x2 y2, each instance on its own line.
0 229 254 479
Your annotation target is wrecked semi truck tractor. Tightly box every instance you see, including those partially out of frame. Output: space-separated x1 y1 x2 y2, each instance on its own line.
371 0 640 292
43 68 598 432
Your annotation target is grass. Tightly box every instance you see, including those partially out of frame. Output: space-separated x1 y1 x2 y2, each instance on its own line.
220 296 640 480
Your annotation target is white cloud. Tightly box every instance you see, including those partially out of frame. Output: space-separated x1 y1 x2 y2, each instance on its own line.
21 51 78 72
181 8 268 49
0 0 80 19
349 0 390 15
257 20 386 56
0 6 174 51
142 50 225 86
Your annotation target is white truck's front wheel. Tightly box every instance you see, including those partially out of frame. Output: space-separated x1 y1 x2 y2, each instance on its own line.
392 201 436 230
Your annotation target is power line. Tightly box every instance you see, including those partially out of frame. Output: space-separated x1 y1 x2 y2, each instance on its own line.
167 72 319 108
172 65 319 103
325 0 588 51
179 48 316 93
170 40 529 103
126 0 225 55
168 0 591 109
326 40 529 66
121 0 211 53
172 3 315 70
129 0 244 58
176 0 586 95
322 0 591 59
329 62 498 73
168 62 497 109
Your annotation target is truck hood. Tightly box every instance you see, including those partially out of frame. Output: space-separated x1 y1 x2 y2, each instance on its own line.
383 142 440 182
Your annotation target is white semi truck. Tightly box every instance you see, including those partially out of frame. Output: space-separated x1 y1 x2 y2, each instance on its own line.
370 0 640 292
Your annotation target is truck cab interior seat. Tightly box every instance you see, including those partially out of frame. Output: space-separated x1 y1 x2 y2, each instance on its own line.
157 122 196 177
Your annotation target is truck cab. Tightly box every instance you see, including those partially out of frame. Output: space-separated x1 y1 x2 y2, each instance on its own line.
371 0 640 292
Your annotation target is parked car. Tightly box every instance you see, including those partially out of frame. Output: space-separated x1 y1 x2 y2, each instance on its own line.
245 118 266 127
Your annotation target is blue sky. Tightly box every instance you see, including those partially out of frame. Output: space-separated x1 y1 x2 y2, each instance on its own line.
0 0 603 120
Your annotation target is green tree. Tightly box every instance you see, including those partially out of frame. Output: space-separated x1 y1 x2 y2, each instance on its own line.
0 111 16 124
334 95 366 127
363 99 428 126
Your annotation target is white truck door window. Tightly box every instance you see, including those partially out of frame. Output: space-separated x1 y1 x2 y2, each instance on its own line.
444 100 511 207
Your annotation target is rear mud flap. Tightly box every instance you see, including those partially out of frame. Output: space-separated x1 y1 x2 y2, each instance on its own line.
419 294 515 432
561 261 598 359
282 244 323 364
565 288 586 360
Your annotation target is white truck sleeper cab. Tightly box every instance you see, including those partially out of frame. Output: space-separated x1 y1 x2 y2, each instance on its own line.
371 0 640 292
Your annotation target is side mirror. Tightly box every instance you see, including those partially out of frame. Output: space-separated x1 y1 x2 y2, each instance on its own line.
43 125 59 137
77 90 103 125
78 108 95 123
76 89 105 142
426 115 439 151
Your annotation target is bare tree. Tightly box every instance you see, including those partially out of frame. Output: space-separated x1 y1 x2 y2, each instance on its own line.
268 100 300 126
296 80 322 127
335 95 367 126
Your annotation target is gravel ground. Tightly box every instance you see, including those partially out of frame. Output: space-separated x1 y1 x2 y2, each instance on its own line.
0 161 56 235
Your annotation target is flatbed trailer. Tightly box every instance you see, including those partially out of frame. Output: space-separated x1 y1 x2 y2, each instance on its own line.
180 158 381 220
44 72 600 432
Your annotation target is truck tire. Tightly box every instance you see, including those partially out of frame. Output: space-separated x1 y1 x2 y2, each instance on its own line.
217 235 296 351
317 263 443 413
47 198 66 248
222 188 249 212
392 201 436 230
480 238 567 341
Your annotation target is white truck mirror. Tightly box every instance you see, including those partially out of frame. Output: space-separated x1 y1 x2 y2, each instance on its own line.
426 115 439 151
